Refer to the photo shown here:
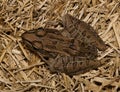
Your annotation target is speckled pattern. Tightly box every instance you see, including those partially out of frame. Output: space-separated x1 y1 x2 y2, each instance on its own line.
22 14 107 76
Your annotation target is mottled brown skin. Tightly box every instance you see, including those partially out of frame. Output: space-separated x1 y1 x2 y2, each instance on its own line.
47 55 107 76
62 14 107 51
21 14 107 76
22 28 83 57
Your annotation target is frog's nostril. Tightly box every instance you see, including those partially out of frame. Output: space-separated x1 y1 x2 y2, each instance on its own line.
43 56 49 60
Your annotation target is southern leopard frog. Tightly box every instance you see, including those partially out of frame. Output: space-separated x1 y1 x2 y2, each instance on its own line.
22 14 107 76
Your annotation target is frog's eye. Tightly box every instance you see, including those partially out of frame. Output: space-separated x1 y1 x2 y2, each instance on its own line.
36 29 46 37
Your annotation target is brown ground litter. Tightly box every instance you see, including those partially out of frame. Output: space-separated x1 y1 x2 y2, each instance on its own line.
0 0 120 92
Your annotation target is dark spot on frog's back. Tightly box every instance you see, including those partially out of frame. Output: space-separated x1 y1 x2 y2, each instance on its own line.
86 35 90 38
81 31 86 37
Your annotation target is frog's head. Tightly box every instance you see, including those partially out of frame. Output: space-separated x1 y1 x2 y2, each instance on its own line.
21 28 60 60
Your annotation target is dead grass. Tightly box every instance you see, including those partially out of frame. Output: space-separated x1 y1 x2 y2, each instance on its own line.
0 0 120 92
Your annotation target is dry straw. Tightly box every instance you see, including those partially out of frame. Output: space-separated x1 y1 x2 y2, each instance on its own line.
0 0 120 92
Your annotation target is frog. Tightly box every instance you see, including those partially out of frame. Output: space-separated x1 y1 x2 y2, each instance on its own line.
21 14 107 76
